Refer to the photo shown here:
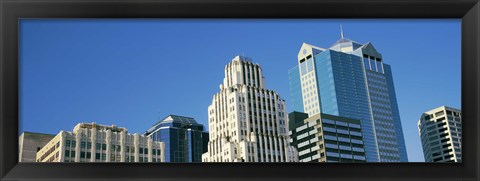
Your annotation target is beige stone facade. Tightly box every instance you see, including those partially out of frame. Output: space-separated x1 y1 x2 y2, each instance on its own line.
202 56 298 162
36 122 165 162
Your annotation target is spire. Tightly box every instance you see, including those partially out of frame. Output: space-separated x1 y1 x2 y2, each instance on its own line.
340 25 344 39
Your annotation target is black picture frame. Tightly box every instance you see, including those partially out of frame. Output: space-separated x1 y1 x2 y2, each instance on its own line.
1 0 479 180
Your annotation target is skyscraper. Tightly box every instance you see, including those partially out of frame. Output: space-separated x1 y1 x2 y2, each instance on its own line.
202 55 298 162
144 115 209 162
288 29 408 162
418 106 462 162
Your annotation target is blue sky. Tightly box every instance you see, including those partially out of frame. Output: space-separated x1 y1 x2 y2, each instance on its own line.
19 19 461 162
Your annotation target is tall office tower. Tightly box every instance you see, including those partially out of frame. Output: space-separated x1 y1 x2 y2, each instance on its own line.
36 122 165 163
418 106 462 162
288 30 407 162
288 112 366 162
202 55 298 162
144 115 209 162
19 132 55 162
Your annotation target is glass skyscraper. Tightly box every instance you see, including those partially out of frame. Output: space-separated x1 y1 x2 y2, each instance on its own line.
144 115 209 162
288 32 408 162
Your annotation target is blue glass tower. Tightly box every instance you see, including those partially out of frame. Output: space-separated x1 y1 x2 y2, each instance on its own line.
144 115 209 162
289 32 408 162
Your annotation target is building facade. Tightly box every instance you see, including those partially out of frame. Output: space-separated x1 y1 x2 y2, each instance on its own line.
19 132 56 162
288 32 408 162
289 112 366 162
144 115 209 162
202 55 298 162
36 122 165 162
418 106 462 162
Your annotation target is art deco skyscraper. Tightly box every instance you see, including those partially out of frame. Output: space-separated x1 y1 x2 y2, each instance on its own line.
289 29 408 162
202 55 298 162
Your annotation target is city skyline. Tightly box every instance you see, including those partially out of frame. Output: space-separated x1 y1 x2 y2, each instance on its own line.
20 20 461 162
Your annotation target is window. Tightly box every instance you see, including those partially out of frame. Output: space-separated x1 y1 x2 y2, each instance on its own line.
81 142 86 149
80 151 85 158
101 153 106 160
71 141 76 147
87 142 92 149
376 60 383 73
66 140 71 147
363 57 370 70
139 148 143 154
102 144 106 150
369 58 376 71
95 153 100 160
144 148 148 154
87 152 91 159
65 151 70 157
96 143 101 150
71 151 76 157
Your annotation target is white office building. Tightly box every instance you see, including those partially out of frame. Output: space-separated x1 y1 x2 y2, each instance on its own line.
202 55 298 162
36 122 165 163
418 106 462 162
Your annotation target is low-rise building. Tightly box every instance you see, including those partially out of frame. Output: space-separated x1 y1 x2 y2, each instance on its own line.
19 132 56 162
36 122 165 162
289 112 366 162
144 115 209 162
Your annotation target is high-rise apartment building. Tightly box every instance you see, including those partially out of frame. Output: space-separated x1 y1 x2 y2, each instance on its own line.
202 55 298 162
288 30 407 162
144 115 209 162
418 106 462 162
36 122 165 162
19 132 56 162
288 112 366 162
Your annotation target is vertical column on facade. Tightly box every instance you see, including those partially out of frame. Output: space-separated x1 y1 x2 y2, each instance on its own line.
120 131 126 162
75 130 81 162
91 128 97 162
134 133 139 162
105 129 111 162
59 131 66 162
147 138 153 162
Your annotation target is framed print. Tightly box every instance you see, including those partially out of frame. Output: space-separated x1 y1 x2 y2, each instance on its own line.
1 0 479 181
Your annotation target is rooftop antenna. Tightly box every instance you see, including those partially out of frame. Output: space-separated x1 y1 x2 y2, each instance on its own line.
340 25 344 39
